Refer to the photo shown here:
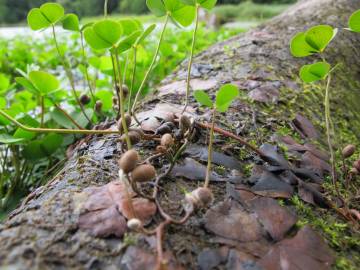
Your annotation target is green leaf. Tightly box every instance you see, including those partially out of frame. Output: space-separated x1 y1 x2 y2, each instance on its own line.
290 32 317 57
50 108 77 129
84 27 110 50
27 8 51 30
299 62 331 83
118 19 142 35
215 84 239 112
42 133 64 155
29 71 60 96
62 13 79 32
13 115 39 141
84 19 122 50
199 0 217 10
146 0 167 17
27 3 64 30
93 19 122 45
0 97 5 108
136 24 156 45
117 31 142 53
95 90 113 111
349 9 360 32
23 133 64 160
305 25 336 52
0 134 25 144
290 25 337 57
172 5 196 27
194 90 213 108
180 0 217 9
180 0 196 5
0 73 10 93
40 3 64 24
15 77 38 95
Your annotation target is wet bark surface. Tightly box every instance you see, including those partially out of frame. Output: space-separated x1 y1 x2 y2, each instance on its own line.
1 0 360 269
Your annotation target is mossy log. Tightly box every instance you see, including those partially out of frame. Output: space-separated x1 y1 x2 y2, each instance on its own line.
1 0 359 269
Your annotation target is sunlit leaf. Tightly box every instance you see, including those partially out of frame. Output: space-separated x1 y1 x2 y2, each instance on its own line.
146 0 167 17
194 90 213 108
29 71 60 96
299 62 331 83
62 13 80 32
117 31 142 53
215 84 239 112
136 24 156 45
305 25 336 52
349 9 360 32
0 73 10 93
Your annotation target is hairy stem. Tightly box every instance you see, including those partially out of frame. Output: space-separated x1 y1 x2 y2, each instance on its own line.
128 46 137 110
110 52 122 119
104 0 108 17
204 108 216 188
114 51 132 149
52 102 85 130
324 74 338 191
0 109 119 135
182 4 200 114
80 32 95 100
51 25 91 124
131 14 169 118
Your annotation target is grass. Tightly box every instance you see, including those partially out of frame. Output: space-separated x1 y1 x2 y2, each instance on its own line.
81 2 291 26
212 1 291 23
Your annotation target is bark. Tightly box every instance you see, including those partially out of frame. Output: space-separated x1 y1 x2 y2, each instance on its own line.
1 0 360 269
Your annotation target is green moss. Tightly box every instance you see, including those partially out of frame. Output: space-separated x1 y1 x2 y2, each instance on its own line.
291 196 360 270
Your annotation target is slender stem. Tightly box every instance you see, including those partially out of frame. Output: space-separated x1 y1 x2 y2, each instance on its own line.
52 102 84 130
182 4 200 114
0 109 119 135
80 32 95 100
114 51 132 149
128 46 137 110
40 96 45 128
194 121 263 156
131 14 169 117
51 25 91 124
204 109 216 188
123 51 129 83
324 74 337 190
110 52 122 119
104 0 108 17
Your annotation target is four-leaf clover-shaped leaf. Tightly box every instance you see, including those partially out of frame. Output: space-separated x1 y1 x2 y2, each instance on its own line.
194 84 239 112
290 25 337 57
27 3 64 30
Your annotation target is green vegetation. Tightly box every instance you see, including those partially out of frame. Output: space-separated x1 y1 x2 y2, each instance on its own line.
290 10 360 197
194 84 239 187
0 1 245 218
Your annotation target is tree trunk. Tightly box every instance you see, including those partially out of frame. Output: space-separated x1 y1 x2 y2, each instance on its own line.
1 0 359 269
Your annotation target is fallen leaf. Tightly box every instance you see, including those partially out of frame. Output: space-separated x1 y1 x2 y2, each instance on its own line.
293 113 319 139
184 145 242 170
249 197 298 241
170 158 225 182
251 171 294 199
258 226 335 270
205 200 264 242
260 144 290 169
77 181 156 237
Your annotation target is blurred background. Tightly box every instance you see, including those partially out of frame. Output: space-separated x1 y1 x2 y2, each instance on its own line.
0 0 296 26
